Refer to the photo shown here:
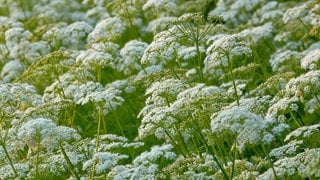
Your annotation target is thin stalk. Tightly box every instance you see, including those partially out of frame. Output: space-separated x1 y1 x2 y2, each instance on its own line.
314 95 320 110
60 142 80 180
114 115 126 137
77 37 81 50
154 10 160 35
192 122 229 179
95 105 103 152
195 111 230 164
164 95 171 107
125 10 134 28
162 127 186 157
190 134 203 157
171 49 183 81
174 49 183 69
97 65 102 83
298 18 311 30
70 103 77 127
195 40 204 83
107 102 125 137
262 144 279 180
173 124 189 154
225 50 240 106
230 136 238 180
173 16 215 83
289 111 304 127
251 43 268 81
0 139 18 178
90 159 97 178
121 93 140 129
91 104 103 178
16 0 28 19
35 131 41 178
199 131 229 180
212 134 229 165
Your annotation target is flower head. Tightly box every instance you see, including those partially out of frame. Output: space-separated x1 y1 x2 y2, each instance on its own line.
17 118 81 153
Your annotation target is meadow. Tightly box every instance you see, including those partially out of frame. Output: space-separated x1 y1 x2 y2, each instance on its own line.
0 0 319 179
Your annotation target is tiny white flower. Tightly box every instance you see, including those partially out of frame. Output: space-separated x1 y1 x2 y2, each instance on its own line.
301 48 320 70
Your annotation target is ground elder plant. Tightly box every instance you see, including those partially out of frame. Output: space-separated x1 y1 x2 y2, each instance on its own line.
0 0 320 179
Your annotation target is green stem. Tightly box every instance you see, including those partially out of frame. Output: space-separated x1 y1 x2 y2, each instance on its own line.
225 50 240 106
193 123 229 180
91 104 103 178
0 139 18 178
202 133 229 180
162 127 186 157
95 105 103 152
191 134 203 157
262 144 279 180
251 43 268 81
195 40 204 83
174 124 189 154
289 111 304 127
97 65 102 83
60 142 80 180
35 131 41 178
212 134 229 165
77 37 81 50
154 10 160 35
298 18 311 30
231 136 238 180
70 103 76 127
114 114 125 137
171 49 183 80
314 95 320 111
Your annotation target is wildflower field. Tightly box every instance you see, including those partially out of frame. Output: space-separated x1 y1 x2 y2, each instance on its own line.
0 0 320 179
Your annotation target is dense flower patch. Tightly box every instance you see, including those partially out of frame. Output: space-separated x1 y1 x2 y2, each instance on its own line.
0 0 319 179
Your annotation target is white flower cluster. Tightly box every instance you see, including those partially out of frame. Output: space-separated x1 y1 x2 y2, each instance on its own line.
88 17 126 43
269 140 303 159
251 1 284 25
0 0 320 179
144 78 187 106
138 82 226 140
5 27 32 50
211 106 278 152
0 83 41 115
111 144 176 179
143 0 177 15
259 148 320 179
282 1 320 26
285 70 320 100
269 50 301 72
141 28 181 65
284 124 320 142
1 60 24 82
44 80 124 115
0 163 30 179
90 134 144 152
301 48 320 70
76 48 114 69
83 152 128 174
118 40 148 75
62 21 93 49
266 96 301 121
43 152 84 174
211 0 266 26
204 33 252 79
17 118 81 153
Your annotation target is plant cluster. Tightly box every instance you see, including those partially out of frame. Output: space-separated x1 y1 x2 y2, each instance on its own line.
0 0 320 179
